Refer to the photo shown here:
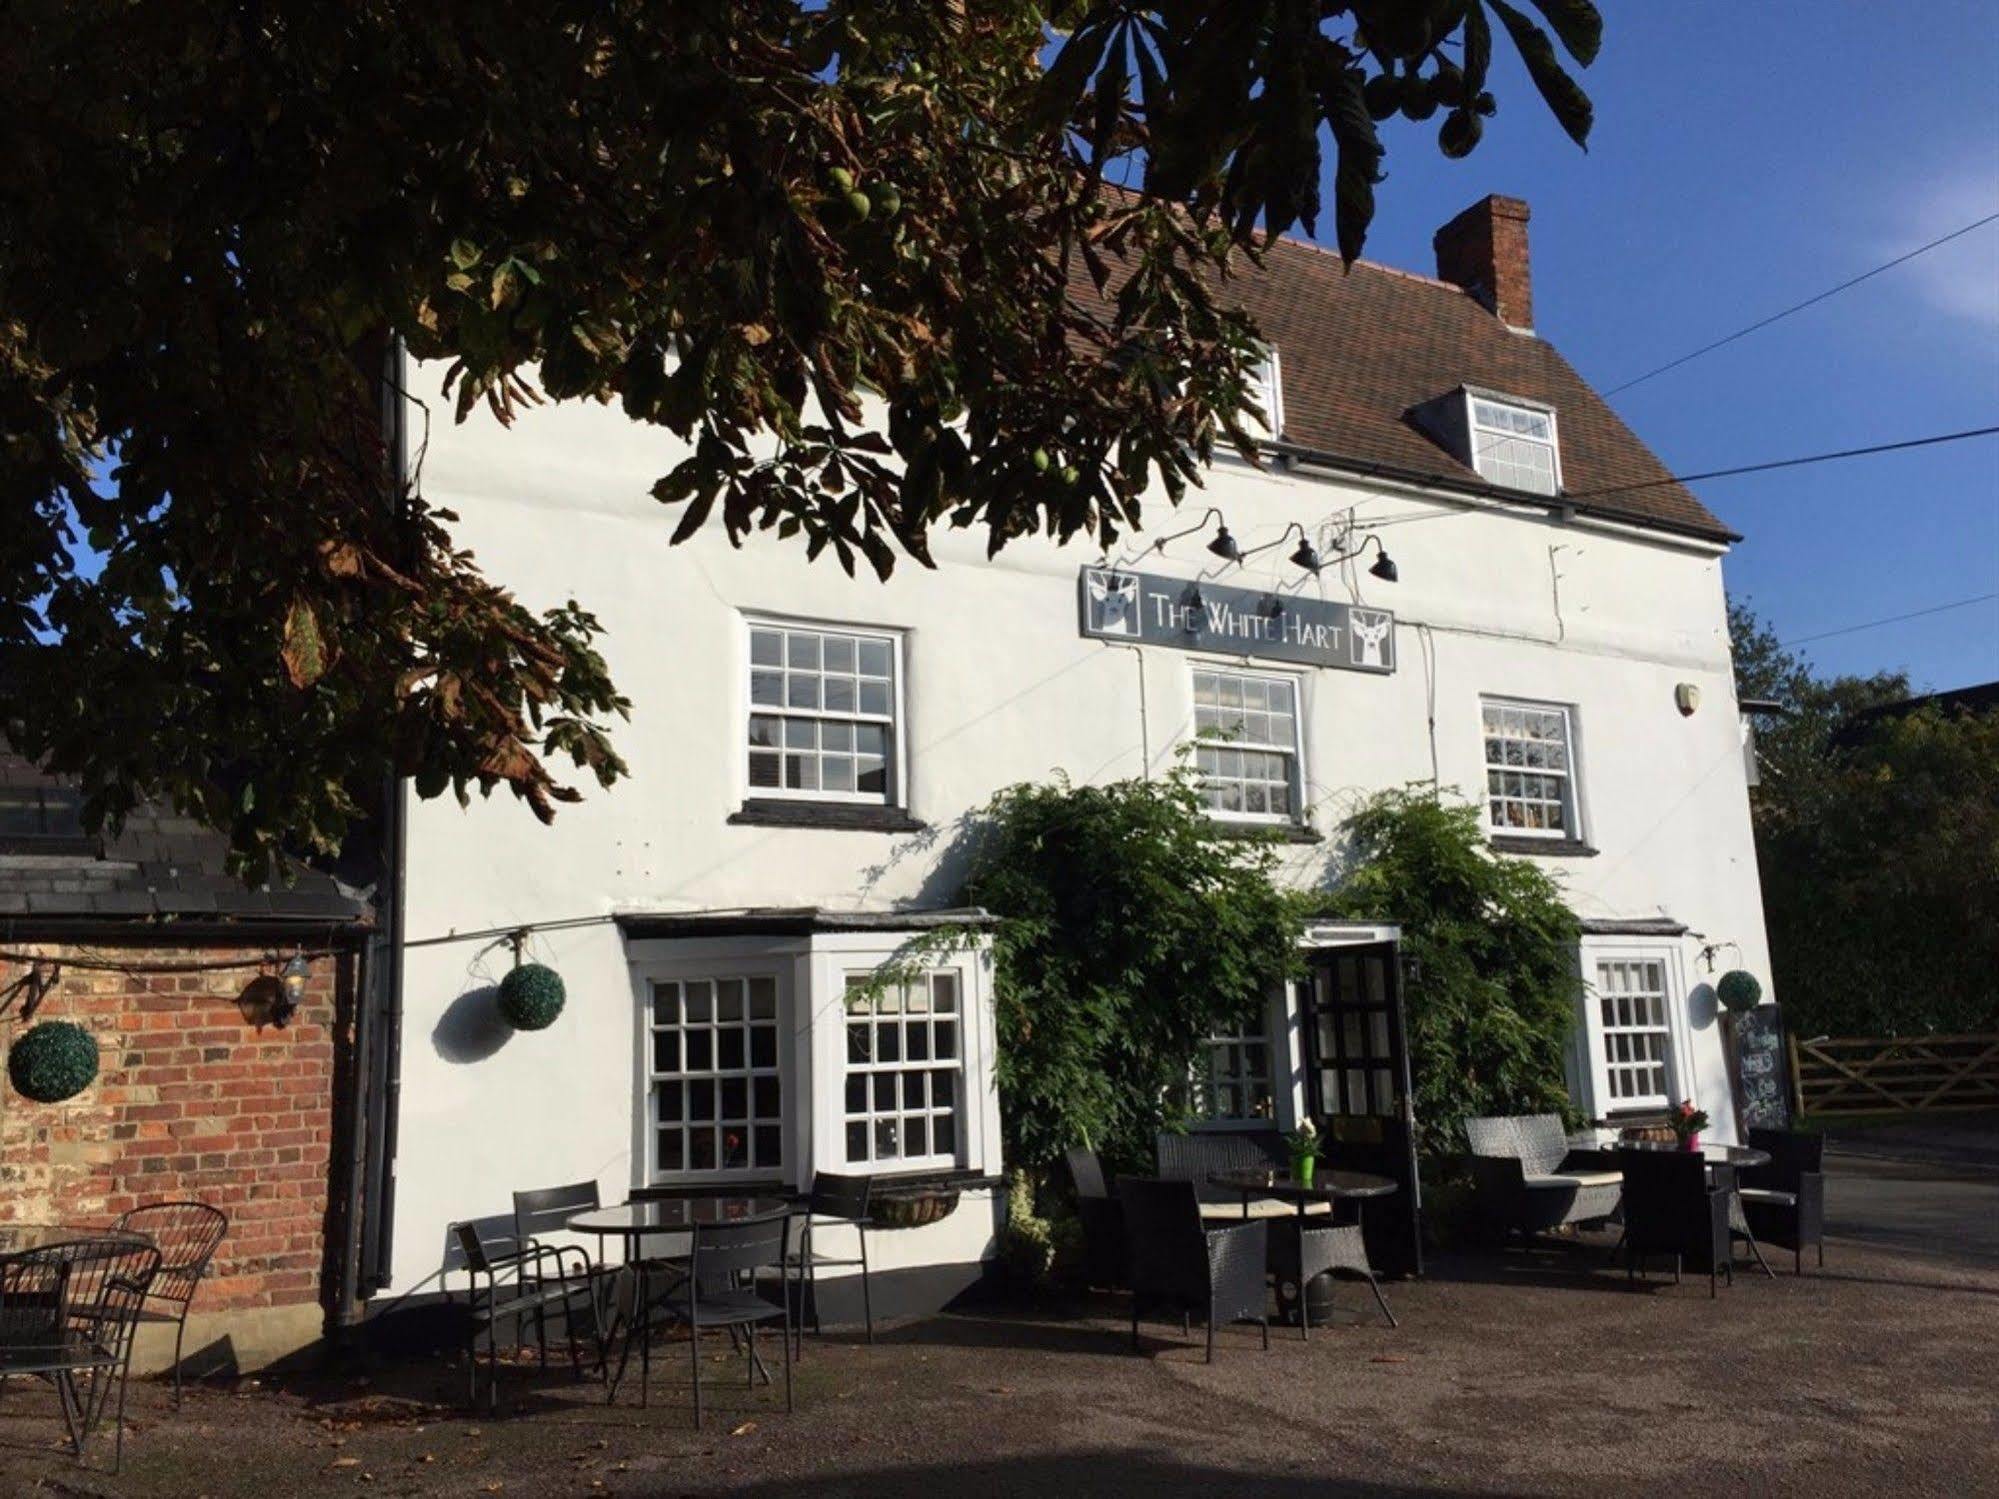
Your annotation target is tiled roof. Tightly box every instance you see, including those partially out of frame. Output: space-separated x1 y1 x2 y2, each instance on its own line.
0 748 368 926
1074 231 1733 542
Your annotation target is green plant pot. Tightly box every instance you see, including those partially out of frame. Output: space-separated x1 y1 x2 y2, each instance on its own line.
1292 1154 1316 1187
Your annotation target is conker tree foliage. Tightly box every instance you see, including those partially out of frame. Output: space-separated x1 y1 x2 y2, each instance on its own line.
0 2 1600 879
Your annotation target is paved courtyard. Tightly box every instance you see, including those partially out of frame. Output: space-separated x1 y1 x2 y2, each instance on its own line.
3 1150 1995 1498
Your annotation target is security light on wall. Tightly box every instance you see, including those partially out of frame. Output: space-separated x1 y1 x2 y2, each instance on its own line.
1239 521 1324 574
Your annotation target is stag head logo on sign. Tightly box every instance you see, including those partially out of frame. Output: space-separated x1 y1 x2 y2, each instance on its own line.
1076 567 1395 675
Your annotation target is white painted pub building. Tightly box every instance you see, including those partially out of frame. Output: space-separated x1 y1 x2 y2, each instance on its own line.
381 196 1774 1317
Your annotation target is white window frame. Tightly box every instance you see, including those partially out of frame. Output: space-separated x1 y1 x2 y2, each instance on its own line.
1480 695 1583 842
1248 345 1285 440
1465 392 1561 497
1576 942 1694 1119
1192 1026 1278 1126
638 958 798 1187
838 969 968 1173
742 615 907 807
1189 664 1307 827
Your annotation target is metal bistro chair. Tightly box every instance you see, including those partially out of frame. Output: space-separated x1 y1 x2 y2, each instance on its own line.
658 1211 794 1429
0 1237 162 1473
1117 1176 1269 1363
111 1200 227 1408
451 1221 604 1413
1617 1148 1732 1298
513 1181 621 1334
781 1172 875 1352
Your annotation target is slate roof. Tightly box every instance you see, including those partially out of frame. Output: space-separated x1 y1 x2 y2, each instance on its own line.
1071 227 1732 542
0 748 368 927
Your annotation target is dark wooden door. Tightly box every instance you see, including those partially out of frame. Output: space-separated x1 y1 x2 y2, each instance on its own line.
1297 942 1423 1276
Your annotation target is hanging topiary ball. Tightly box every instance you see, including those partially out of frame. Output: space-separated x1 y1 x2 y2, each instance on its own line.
8 1020 100 1103
1717 970 1763 1014
497 963 566 1031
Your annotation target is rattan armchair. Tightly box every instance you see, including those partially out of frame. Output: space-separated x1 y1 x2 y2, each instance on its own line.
1117 1176 1269 1362
1465 1114 1622 1240
1738 1127 1827 1274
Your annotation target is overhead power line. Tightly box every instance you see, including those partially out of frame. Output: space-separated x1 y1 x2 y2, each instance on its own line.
1563 424 1999 502
1604 210 1999 397
1781 593 1998 649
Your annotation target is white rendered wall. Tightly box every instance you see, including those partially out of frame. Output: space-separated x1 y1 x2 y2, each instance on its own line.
385 368 1774 1292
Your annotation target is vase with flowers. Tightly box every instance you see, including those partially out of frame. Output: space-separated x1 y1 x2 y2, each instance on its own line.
1669 1100 1709 1152
1286 1117 1324 1187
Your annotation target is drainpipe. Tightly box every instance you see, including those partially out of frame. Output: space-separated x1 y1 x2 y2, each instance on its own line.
358 339 412 1294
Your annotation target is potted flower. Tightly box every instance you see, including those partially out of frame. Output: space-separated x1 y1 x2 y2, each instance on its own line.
1286 1117 1324 1187
1669 1100 1710 1152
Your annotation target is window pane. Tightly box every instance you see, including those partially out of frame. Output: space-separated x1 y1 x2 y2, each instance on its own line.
753 1075 780 1117
856 757 887 795
720 1076 747 1119
934 1020 957 1059
787 632 821 669
846 1121 869 1161
750 629 784 666
750 1025 776 1068
825 635 856 672
718 1028 745 1070
874 1118 899 1159
858 680 890 716
932 1113 956 1157
749 977 777 1019
857 640 892 677
748 752 781 788
658 1128 684 1171
753 1124 782 1167
750 670 783 706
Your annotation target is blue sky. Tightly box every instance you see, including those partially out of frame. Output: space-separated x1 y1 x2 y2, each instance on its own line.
1335 1 1999 691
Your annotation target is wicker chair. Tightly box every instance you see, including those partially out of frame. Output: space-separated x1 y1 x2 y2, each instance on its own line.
111 1200 227 1408
1269 1216 1397 1336
1155 1131 1331 1220
1618 1148 1732 1297
1116 1177 1269 1362
1464 1114 1622 1240
1737 1128 1827 1274
1065 1147 1126 1290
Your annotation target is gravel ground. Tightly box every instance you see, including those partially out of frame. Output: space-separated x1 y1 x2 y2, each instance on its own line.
5 1198 1995 1497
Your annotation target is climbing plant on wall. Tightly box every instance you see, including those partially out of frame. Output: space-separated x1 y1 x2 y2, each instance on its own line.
1318 786 1583 1158
958 768 1308 1178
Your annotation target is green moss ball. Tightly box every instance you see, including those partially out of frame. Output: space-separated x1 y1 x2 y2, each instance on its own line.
498 964 567 1031
1716 970 1763 1014
8 1020 100 1103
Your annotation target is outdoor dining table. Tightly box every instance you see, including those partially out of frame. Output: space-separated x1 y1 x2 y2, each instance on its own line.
1207 1167 1398 1323
567 1196 790 1403
0 1224 148 1257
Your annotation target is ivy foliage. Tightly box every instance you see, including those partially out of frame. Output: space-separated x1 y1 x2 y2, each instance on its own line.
1321 787 1582 1157
0 2 1600 880
960 770 1306 1176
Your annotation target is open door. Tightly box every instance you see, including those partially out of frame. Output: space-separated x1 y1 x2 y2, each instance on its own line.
1296 941 1423 1277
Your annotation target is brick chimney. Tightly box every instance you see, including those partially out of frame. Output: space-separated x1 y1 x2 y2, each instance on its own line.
1433 195 1533 332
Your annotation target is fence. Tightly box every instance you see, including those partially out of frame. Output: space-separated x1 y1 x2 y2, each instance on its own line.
1790 1033 1999 1117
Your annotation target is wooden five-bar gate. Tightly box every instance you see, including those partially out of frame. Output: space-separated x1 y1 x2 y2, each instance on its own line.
1790 1033 1999 1117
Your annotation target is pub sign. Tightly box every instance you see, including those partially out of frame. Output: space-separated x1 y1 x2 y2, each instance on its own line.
1079 566 1396 675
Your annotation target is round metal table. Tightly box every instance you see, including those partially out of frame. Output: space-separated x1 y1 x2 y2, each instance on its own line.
0 1224 147 1259
1207 1168 1398 1324
567 1197 791 1404
1569 1139 1779 1278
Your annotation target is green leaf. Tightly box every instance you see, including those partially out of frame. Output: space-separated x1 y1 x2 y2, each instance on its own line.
1487 1 1593 146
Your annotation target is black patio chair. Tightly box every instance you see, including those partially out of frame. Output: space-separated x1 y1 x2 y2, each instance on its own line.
451 1221 603 1413
1116 1176 1269 1363
657 1212 794 1429
1738 1128 1827 1274
778 1172 874 1352
0 1237 162 1473
110 1200 227 1408
1269 1214 1397 1337
1066 1146 1125 1290
514 1181 621 1327
1617 1148 1732 1298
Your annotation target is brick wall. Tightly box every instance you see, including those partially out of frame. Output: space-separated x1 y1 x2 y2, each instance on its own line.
0 943 354 1319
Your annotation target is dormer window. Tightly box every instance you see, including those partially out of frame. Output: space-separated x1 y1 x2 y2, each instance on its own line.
1246 345 1284 439
1468 395 1560 496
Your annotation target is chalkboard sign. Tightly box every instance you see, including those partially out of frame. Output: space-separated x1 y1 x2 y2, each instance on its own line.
1723 1004 1791 1133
